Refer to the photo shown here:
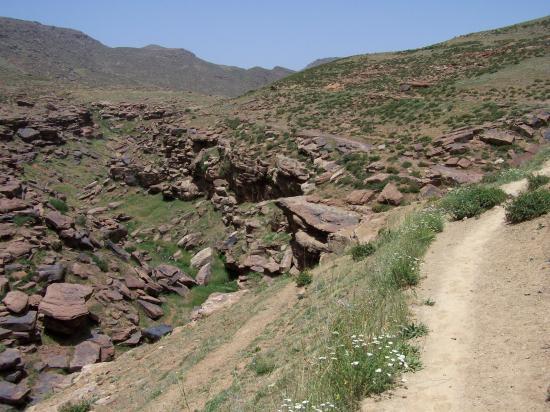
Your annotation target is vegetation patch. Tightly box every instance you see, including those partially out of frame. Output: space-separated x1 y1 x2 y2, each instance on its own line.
527 174 550 191
295 271 312 287
505 189 550 223
350 243 376 261
58 399 93 412
48 197 69 214
440 185 507 220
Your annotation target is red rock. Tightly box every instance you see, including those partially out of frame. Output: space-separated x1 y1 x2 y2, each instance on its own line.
480 129 516 146
195 263 212 286
2 291 28 314
69 341 100 372
345 189 375 205
0 349 22 371
377 183 403 205
137 300 163 320
124 274 145 289
44 210 73 231
0 380 30 405
0 198 28 214
457 158 471 169
38 283 93 334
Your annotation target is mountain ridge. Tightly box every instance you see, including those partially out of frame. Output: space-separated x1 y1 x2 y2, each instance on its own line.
0 16 294 96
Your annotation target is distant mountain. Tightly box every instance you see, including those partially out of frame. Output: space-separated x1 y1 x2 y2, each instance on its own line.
304 57 340 69
0 17 294 96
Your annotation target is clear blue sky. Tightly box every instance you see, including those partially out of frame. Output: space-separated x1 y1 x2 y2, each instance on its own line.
1 1 548 70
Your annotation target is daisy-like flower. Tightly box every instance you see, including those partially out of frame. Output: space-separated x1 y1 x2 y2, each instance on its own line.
375 368 382 373
351 361 359 366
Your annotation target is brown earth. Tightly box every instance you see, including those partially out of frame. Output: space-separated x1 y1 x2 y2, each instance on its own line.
362 166 550 411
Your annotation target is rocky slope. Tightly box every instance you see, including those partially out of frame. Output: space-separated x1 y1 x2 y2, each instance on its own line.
0 17 293 97
0 15 548 411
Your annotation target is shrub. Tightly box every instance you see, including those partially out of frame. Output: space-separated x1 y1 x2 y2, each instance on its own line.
505 189 550 223
13 215 34 227
250 355 275 375
527 174 550 191
401 322 429 339
91 254 109 272
350 243 376 261
440 185 507 220
49 198 68 214
58 399 93 412
295 271 312 287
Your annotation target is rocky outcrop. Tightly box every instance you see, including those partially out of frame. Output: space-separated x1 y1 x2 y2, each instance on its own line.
276 196 361 268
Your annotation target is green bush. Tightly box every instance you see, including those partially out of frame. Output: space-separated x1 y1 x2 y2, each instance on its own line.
295 271 312 287
527 174 550 191
250 355 275 375
441 185 507 220
13 215 34 226
350 243 376 261
505 189 550 223
49 198 69 214
58 399 93 412
91 254 109 272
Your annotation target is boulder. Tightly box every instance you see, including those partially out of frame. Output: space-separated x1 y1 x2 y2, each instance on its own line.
142 324 172 342
346 190 375 205
195 263 212 286
37 264 66 283
137 300 163 320
190 291 248 320
480 129 516 146
177 233 202 250
44 211 73 232
0 311 37 332
38 283 93 335
2 291 28 314
420 184 442 198
276 197 360 236
69 341 100 372
0 381 30 405
0 349 22 371
190 247 213 269
377 183 403 205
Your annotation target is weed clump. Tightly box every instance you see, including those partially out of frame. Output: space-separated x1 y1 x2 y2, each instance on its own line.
49 197 69 214
505 189 550 223
440 185 506 220
58 399 93 412
295 271 312 287
350 243 376 261
250 355 275 375
527 174 550 191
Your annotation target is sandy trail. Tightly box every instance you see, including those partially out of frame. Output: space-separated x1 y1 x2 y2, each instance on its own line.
362 165 550 412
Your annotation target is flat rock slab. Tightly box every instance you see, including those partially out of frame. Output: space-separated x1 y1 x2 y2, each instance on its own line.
137 300 163 320
142 324 172 342
39 283 93 322
2 291 29 314
69 341 100 372
0 349 22 371
0 380 30 405
0 310 37 332
276 196 360 235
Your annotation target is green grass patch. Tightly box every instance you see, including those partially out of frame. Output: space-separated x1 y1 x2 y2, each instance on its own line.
58 399 93 412
295 271 312 287
48 197 69 214
350 243 376 261
249 354 276 376
505 189 550 223
527 174 550 190
440 185 507 220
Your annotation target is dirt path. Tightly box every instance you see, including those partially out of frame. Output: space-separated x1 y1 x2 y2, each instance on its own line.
362 169 550 411
149 282 298 412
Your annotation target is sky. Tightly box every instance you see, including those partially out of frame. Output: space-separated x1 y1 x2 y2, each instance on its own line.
1 1 549 71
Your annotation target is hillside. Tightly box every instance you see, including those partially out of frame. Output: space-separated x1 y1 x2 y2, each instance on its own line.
0 14 548 412
0 17 293 97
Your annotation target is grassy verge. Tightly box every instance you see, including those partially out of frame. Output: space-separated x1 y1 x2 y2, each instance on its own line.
272 208 444 411
506 189 550 223
440 185 507 220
